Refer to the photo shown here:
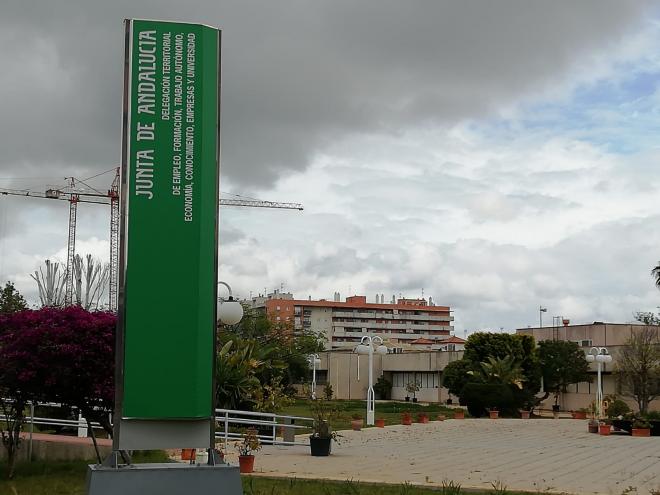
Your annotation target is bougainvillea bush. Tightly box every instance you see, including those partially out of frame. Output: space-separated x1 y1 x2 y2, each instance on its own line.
0 306 115 477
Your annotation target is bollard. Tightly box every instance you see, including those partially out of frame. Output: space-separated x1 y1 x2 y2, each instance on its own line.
283 417 296 443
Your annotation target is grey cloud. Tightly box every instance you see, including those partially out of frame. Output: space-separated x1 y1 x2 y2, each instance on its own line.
0 0 650 188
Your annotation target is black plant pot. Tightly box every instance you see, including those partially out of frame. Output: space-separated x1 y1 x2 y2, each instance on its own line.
405 396 410 402
552 405 560 412
309 436 332 456
412 397 418 403
446 398 453 405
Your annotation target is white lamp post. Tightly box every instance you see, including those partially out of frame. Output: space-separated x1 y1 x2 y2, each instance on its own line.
585 347 612 419
217 281 243 325
354 335 388 425
309 354 321 399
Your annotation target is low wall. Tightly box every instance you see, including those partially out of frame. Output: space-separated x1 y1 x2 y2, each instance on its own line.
0 433 112 462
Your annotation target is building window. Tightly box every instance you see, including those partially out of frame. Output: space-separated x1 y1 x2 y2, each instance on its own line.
392 371 439 389
276 306 281 311
315 370 328 384
276 316 281 321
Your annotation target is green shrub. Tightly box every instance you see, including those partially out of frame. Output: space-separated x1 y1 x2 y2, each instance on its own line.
606 399 631 419
643 410 660 420
459 383 514 417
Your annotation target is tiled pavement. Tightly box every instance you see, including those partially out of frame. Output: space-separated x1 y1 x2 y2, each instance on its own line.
247 419 660 494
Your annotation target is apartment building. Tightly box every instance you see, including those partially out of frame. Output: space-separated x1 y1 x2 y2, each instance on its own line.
264 294 454 350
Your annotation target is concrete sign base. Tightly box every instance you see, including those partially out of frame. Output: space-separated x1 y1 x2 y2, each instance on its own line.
86 462 242 495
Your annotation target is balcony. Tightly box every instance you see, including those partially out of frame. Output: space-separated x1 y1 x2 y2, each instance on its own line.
332 310 452 323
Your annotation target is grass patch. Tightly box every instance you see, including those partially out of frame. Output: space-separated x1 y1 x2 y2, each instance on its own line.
280 399 458 431
0 461 525 495
0 451 171 495
244 477 528 495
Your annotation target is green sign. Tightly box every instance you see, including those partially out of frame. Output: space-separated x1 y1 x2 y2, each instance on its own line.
121 19 220 420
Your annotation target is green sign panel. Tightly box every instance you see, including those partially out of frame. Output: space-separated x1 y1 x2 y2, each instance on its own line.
121 19 220 420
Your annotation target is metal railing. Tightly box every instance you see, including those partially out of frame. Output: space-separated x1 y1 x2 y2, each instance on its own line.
2 400 313 454
215 408 313 450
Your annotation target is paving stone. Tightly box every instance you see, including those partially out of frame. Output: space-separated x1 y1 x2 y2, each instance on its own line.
249 419 660 494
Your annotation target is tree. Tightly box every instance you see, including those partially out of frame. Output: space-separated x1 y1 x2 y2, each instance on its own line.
615 327 660 414
470 355 524 389
72 254 110 310
441 359 475 397
219 311 324 389
463 332 541 395
30 259 66 307
653 262 660 289
634 311 660 325
215 340 264 410
538 340 592 406
0 306 115 467
0 282 27 314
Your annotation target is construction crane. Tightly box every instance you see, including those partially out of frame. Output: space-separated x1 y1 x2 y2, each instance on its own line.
0 173 303 312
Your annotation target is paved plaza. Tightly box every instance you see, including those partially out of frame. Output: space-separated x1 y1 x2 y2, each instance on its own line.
250 419 660 494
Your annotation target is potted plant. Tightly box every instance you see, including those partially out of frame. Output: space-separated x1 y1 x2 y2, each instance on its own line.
587 418 599 433
351 414 363 431
417 412 429 424
632 418 651 437
375 418 386 428
571 409 587 420
406 381 421 403
488 407 499 419
309 399 341 456
520 409 531 419
181 448 196 461
453 408 465 420
237 427 261 473
401 411 412 425
598 420 611 436
437 413 446 421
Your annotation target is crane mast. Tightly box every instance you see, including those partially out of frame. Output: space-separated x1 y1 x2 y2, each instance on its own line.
0 179 302 312
108 169 120 313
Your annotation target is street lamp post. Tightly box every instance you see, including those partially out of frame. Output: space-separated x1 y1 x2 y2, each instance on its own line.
309 354 321 399
354 335 388 425
539 306 547 328
585 347 612 419
217 281 243 325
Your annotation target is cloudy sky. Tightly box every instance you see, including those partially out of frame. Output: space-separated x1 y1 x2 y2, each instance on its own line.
1 1 659 334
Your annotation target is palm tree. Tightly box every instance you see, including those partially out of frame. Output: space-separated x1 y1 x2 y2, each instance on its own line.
469 355 525 389
653 262 660 289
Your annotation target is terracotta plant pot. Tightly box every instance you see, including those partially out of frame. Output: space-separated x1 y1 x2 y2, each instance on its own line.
489 410 499 419
598 424 611 436
375 418 385 428
520 410 530 419
437 414 446 421
239 455 255 473
351 419 363 431
453 410 465 420
417 414 429 424
401 415 412 425
181 448 196 461
572 411 587 420
632 428 651 437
